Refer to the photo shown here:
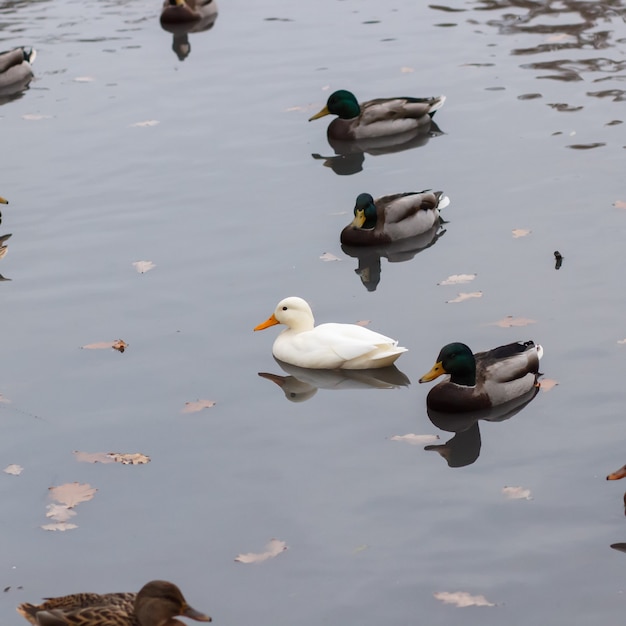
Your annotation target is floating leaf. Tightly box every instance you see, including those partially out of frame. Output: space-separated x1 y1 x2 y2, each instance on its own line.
45 503 77 522
0 394 9 403
73 451 150 465
438 274 476 285
130 120 160 127
512 229 531 238
355 320 371 327
235 538 287 564
49 482 97 508
3 464 23 476
352 544 369 554
490 316 536 328
319 252 342 262
434 591 495 607
182 399 216 413
22 114 52 121
613 200 626 209
502 486 533 500
82 339 128 352
73 76 95 82
390 434 440 445
617 339 626 345
132 260 155 274
41 522 78 532
446 291 482 303
539 379 558 392
400 66 415 73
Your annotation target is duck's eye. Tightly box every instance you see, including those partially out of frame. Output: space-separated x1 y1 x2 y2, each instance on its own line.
282 306 288 311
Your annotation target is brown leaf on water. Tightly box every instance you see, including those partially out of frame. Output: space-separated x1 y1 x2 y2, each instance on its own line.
490 316 537 328
49 482 97 508
512 228 531 238
355 320 371 327
502 486 533 500
319 252 342 262
82 339 128 352
446 291 482 304
390 434 440 445
434 591 495 607
613 200 626 209
73 451 150 465
539 379 558 392
235 538 287 564
182 399 216 413
41 522 78 531
132 260 155 274
3 464 23 476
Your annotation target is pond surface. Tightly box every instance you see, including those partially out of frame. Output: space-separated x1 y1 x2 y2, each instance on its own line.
1 0 625 624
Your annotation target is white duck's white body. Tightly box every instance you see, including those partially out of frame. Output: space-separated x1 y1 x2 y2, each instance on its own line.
254 297 407 370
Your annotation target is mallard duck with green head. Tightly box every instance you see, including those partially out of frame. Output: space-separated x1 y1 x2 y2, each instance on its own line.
17 580 211 626
0 47 36 95
419 341 543 413
308 89 445 140
160 0 216 24
340 190 448 246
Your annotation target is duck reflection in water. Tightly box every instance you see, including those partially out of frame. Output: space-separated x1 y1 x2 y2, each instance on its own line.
424 387 539 468
342 224 446 292
160 0 218 61
312 120 443 176
258 359 410 403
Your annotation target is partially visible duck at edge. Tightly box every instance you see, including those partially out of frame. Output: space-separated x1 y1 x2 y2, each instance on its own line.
160 0 216 24
17 580 212 626
0 47 36 95
419 341 543 413
341 190 449 246
308 89 445 140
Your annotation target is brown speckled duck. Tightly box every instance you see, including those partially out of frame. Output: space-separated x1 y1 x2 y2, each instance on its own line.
17 580 211 626
308 89 445 140
419 341 543 413
340 190 448 246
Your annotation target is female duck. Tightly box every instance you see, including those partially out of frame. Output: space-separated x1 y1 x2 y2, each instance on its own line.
0 47 36 95
308 89 445 140
341 190 448 246
160 0 216 24
419 341 543 412
254 296 407 369
17 580 211 626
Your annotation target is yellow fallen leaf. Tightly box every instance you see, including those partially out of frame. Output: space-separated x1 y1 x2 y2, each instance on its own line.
490 316 536 328
512 228 531 238
446 291 483 303
502 486 533 500
434 591 495 607
132 260 155 274
182 399 216 413
49 482 97 508
438 274 477 285
319 252 342 262
235 538 287 564
539 379 558 392
3 464 23 476
390 434 440 445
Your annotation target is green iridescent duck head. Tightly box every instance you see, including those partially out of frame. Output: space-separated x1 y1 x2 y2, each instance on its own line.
419 343 477 387
309 90 361 121
350 193 378 229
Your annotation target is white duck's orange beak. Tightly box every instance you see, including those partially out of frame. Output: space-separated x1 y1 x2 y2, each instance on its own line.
254 313 279 331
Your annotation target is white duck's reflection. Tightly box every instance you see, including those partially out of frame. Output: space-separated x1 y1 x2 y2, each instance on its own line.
311 120 443 176
259 359 410 403
341 224 446 292
424 387 539 468
160 0 218 61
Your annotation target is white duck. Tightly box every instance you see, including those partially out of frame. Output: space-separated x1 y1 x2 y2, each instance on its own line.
253 296 407 369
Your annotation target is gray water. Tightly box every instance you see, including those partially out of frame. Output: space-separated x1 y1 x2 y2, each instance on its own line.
1 0 626 624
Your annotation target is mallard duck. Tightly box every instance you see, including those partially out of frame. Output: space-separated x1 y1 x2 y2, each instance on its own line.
253 296 407 369
0 196 8 205
17 580 211 626
419 341 543 412
308 90 445 140
340 190 448 246
607 465 626 480
160 0 216 24
0 47 36 94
